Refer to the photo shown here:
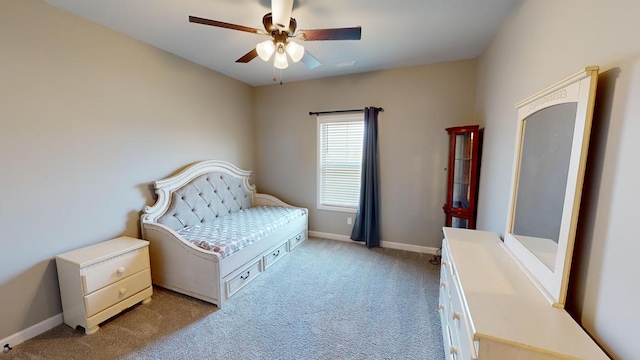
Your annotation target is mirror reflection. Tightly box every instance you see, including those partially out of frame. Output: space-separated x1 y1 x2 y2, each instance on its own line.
512 103 578 270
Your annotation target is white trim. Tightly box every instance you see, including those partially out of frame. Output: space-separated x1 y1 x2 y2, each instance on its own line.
316 205 358 213
380 241 439 255
309 231 352 242
1 313 63 350
308 231 439 255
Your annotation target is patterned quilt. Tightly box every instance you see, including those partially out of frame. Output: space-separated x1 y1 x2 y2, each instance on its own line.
177 206 305 259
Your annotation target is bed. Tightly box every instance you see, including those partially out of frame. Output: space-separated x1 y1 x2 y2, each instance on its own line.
141 160 308 308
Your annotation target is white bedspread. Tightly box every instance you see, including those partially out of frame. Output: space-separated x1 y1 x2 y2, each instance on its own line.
176 206 306 259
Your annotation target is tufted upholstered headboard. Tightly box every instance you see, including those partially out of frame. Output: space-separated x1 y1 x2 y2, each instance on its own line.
142 160 256 232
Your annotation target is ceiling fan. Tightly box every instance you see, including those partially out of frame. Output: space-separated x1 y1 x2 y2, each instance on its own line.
189 0 362 71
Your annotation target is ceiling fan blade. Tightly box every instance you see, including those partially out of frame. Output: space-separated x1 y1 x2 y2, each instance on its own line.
297 27 362 41
236 49 259 63
189 16 265 35
301 51 322 69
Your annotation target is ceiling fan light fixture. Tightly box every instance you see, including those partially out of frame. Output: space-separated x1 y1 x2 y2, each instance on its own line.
256 40 275 61
286 41 305 63
274 50 289 69
272 0 294 29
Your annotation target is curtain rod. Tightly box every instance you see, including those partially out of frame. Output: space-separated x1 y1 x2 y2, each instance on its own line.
308 107 384 116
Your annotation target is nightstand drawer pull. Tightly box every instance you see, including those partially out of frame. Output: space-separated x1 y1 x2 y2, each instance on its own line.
272 250 280 257
117 267 126 275
240 271 250 280
119 287 127 295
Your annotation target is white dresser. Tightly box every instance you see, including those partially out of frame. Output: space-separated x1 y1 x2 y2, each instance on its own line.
439 228 609 360
56 237 153 334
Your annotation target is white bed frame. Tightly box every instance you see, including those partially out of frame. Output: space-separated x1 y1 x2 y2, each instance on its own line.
141 160 308 308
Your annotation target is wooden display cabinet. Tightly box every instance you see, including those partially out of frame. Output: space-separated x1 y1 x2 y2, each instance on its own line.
443 125 481 229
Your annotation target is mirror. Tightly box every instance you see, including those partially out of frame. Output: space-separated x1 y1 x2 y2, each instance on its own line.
512 103 577 270
504 67 599 307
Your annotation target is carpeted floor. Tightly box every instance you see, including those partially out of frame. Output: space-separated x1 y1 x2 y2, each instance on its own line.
2 237 444 360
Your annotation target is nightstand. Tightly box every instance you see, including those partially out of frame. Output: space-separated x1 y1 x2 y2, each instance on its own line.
55 236 153 334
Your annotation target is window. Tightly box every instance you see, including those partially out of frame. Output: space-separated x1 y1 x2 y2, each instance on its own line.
317 113 364 212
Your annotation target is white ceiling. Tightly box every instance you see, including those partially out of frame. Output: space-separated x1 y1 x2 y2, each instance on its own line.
43 0 518 87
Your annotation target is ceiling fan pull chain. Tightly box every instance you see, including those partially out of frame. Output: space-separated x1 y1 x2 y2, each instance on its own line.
273 67 277 82
280 69 284 85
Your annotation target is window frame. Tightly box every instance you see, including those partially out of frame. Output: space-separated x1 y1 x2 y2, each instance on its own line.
316 113 364 213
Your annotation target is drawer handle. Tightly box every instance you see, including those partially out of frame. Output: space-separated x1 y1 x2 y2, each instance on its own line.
440 281 447 288
116 267 126 276
442 260 448 265
439 304 445 310
295 235 302 241
273 250 280 257
240 271 250 280
452 311 461 320
450 346 458 355
119 287 127 296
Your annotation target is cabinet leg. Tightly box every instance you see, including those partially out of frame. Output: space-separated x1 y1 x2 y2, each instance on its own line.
141 296 152 305
85 325 99 335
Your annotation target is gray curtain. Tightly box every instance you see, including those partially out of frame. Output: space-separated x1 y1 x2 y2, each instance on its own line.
350 107 380 248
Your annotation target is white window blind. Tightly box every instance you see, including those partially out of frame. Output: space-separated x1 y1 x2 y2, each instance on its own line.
317 113 364 211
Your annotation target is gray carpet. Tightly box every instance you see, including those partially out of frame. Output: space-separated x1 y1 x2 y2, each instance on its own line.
2 238 444 360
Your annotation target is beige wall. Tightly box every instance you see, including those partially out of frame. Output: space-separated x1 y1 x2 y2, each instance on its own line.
253 60 477 248
474 1 640 358
0 0 254 340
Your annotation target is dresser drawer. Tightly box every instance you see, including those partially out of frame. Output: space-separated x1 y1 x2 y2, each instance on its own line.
84 268 151 317
439 296 456 360
226 259 262 298
440 266 452 321
263 242 288 270
450 276 477 360
82 247 150 294
288 231 306 251
441 239 454 278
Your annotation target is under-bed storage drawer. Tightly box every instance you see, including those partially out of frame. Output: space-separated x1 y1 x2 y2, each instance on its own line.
288 230 306 251
263 242 288 270
226 259 262 298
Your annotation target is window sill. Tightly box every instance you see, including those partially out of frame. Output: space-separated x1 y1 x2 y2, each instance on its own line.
317 205 358 214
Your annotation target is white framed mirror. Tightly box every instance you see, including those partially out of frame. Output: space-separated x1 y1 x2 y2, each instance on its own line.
504 66 599 307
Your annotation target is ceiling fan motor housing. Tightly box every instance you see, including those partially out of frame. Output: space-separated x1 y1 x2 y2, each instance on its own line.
263 13 297 35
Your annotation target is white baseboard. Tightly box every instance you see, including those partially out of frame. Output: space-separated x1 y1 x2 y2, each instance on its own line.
308 231 439 255
309 231 352 242
1 313 63 351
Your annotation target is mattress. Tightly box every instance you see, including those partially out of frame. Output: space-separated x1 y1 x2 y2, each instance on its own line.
176 206 306 259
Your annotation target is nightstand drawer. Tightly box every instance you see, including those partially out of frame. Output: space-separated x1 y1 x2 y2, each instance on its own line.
84 268 151 317
82 247 150 294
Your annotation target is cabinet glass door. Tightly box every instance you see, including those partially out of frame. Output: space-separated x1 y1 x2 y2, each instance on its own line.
453 132 473 210
451 216 469 229
443 125 481 229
